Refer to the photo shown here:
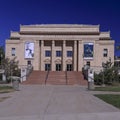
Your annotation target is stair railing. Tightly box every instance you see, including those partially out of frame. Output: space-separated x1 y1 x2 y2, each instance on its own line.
65 68 68 85
45 68 50 84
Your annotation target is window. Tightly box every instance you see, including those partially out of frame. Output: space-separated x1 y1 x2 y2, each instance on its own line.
86 61 90 66
45 50 51 57
56 51 62 57
27 60 31 65
103 49 108 57
11 48 15 56
67 51 73 57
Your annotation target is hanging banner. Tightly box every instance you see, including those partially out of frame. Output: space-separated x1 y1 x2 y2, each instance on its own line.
25 42 34 58
84 43 94 59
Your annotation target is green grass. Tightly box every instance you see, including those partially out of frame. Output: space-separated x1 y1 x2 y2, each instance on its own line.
0 86 14 93
95 94 120 109
94 86 120 92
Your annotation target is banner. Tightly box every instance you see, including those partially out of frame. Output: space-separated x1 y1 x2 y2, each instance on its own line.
84 43 94 59
25 42 34 58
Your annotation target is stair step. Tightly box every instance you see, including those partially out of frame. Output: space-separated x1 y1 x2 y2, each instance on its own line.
22 71 87 85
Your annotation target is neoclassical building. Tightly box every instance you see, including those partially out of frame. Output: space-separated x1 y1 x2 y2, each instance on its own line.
6 24 114 71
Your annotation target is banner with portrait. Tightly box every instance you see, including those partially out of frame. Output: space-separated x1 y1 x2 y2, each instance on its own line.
25 42 34 58
84 43 94 59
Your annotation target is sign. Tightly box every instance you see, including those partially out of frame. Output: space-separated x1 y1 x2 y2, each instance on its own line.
84 43 94 59
25 42 34 58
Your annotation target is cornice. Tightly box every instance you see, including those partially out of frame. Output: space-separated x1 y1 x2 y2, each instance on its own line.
20 24 100 28
20 31 99 35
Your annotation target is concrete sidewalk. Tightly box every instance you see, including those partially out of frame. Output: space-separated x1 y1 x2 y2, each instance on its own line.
0 85 120 120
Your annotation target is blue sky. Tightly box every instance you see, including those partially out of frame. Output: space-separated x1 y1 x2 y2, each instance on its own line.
0 0 120 55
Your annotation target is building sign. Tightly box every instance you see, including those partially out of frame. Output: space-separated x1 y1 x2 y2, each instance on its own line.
84 43 94 59
25 42 34 58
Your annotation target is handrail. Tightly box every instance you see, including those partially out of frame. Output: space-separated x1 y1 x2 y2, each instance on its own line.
65 68 68 85
45 69 50 84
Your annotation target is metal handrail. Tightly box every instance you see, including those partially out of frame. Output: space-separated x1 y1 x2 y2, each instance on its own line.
65 68 68 85
45 69 50 84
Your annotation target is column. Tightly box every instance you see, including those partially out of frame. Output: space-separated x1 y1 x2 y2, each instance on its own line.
78 40 83 71
73 40 77 71
51 40 55 71
62 40 66 71
40 40 44 71
34 40 40 70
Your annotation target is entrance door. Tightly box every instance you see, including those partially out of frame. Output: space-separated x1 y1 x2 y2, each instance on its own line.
56 64 61 71
67 64 73 71
45 64 51 71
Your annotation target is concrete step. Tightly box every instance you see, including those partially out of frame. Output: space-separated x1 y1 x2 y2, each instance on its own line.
22 71 87 86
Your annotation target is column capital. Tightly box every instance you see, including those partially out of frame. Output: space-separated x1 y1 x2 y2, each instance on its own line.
78 40 82 44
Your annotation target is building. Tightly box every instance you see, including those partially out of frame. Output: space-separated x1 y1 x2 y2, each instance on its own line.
6 24 114 72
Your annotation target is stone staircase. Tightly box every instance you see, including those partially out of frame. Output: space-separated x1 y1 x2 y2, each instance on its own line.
22 71 47 84
22 71 87 86
46 71 66 85
67 71 88 85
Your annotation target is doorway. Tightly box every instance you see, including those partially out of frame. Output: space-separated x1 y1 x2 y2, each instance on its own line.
56 64 62 71
67 64 73 71
45 64 51 71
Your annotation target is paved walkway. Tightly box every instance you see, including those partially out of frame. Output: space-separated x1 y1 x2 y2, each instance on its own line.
0 85 120 120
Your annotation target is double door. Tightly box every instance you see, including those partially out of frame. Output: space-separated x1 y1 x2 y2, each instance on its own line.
66 64 73 71
56 64 62 71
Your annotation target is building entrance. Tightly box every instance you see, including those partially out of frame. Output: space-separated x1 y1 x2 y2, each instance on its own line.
67 64 73 71
56 64 61 71
45 64 51 71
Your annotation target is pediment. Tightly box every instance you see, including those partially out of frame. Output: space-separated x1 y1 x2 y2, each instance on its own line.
44 59 50 63
66 59 72 64
55 59 61 63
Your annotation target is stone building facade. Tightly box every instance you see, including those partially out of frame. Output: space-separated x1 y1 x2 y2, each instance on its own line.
6 24 114 71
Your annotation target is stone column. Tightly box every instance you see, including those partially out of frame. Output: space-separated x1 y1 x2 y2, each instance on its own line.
40 40 44 71
73 40 77 71
62 40 66 71
51 40 55 71
78 40 83 71
34 40 40 70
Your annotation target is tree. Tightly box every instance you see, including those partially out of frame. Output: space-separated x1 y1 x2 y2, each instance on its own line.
94 59 120 85
116 43 120 50
1 57 21 82
103 59 120 84
0 46 5 65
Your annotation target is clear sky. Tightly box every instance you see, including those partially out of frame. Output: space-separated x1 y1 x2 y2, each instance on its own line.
0 0 120 55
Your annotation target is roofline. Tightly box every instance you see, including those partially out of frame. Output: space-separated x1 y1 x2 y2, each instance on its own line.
20 24 100 28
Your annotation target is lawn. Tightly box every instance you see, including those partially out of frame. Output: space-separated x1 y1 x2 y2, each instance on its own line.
0 86 14 93
94 86 120 92
95 94 120 109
